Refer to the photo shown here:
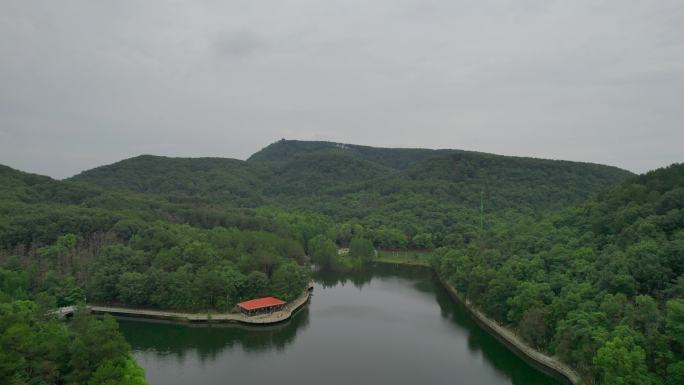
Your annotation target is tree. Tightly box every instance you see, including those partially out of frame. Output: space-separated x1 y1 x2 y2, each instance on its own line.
666 299 684 347
271 262 309 302
241 271 269 300
71 313 130 371
519 308 548 348
0 300 71 384
51 274 85 307
552 311 608 378
89 245 141 303
336 223 353 246
0 294 146 385
481 273 516 320
117 272 148 306
412 233 434 249
37 233 78 271
195 268 230 310
506 281 554 323
308 234 337 269
0 267 29 301
372 227 407 249
666 361 684 385
600 293 629 323
594 326 652 385
349 237 374 264
88 357 147 385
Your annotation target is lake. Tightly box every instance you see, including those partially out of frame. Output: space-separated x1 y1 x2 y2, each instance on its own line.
118 265 564 385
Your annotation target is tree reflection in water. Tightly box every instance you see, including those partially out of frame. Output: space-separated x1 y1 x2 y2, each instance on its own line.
118 308 310 363
119 264 563 385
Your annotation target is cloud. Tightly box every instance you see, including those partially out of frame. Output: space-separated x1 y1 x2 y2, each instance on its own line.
0 0 682 178
214 29 266 59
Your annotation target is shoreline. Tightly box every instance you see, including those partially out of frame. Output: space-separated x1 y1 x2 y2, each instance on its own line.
57 281 314 326
438 276 583 385
377 258 582 385
59 262 582 384
373 258 430 267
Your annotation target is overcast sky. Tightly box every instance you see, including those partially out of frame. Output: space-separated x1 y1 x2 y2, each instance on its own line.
1 1 682 178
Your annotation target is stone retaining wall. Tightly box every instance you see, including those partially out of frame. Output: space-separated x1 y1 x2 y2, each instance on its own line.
439 277 583 385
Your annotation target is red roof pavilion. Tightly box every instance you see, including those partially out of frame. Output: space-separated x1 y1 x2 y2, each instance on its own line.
238 297 286 311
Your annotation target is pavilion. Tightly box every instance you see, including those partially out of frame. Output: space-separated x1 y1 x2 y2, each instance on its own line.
237 296 286 316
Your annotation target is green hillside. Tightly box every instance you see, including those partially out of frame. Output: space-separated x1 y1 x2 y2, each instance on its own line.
0 168 319 385
390 151 633 210
72 141 634 208
67 140 634 249
0 142 678 385
435 163 684 384
0 165 126 247
0 164 107 206
262 152 395 196
247 139 456 170
0 164 322 313
0 165 302 249
70 155 267 206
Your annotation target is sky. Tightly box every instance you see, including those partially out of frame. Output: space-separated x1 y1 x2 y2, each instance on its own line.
1 0 682 179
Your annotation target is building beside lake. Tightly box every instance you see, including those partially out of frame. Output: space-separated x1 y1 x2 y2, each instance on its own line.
238 297 286 316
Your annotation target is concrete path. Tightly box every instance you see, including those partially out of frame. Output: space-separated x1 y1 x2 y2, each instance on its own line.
441 279 582 385
56 281 313 325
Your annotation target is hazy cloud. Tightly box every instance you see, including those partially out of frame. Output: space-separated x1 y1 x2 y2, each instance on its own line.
214 30 266 58
0 0 682 178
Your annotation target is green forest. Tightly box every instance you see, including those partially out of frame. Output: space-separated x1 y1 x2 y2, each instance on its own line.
435 164 684 385
1 267 147 385
1 139 681 384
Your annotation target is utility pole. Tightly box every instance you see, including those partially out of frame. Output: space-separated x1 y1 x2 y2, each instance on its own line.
480 190 484 230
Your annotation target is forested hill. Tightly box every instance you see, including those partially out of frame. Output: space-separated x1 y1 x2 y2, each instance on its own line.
0 144 674 385
247 139 457 169
0 165 171 248
70 155 268 206
0 164 296 248
68 140 633 247
72 140 633 209
435 163 684 384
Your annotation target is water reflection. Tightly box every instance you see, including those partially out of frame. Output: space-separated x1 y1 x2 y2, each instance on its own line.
316 264 564 385
118 307 310 362
315 268 374 289
429 276 567 385
119 264 563 385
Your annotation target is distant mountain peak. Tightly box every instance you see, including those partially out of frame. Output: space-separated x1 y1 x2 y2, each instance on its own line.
60 139 636 214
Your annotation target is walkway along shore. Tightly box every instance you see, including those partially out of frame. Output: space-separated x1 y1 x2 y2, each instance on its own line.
58 264 582 383
56 281 314 326
376 262 582 385
438 276 583 385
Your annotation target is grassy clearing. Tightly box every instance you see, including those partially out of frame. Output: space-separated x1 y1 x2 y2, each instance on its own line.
374 249 434 267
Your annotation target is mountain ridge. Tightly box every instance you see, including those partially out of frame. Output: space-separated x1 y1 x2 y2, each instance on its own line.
64 140 635 229
248 139 632 172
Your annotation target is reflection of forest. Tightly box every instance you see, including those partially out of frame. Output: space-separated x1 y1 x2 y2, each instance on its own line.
315 265 560 384
120 265 561 385
314 263 430 289
118 308 310 362
430 271 566 385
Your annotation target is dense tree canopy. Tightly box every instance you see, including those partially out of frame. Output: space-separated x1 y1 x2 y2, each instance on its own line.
68 140 633 248
0 141 678 385
434 163 684 384
0 267 147 385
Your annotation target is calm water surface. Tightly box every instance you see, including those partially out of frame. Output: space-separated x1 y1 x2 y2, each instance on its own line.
118 265 563 385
